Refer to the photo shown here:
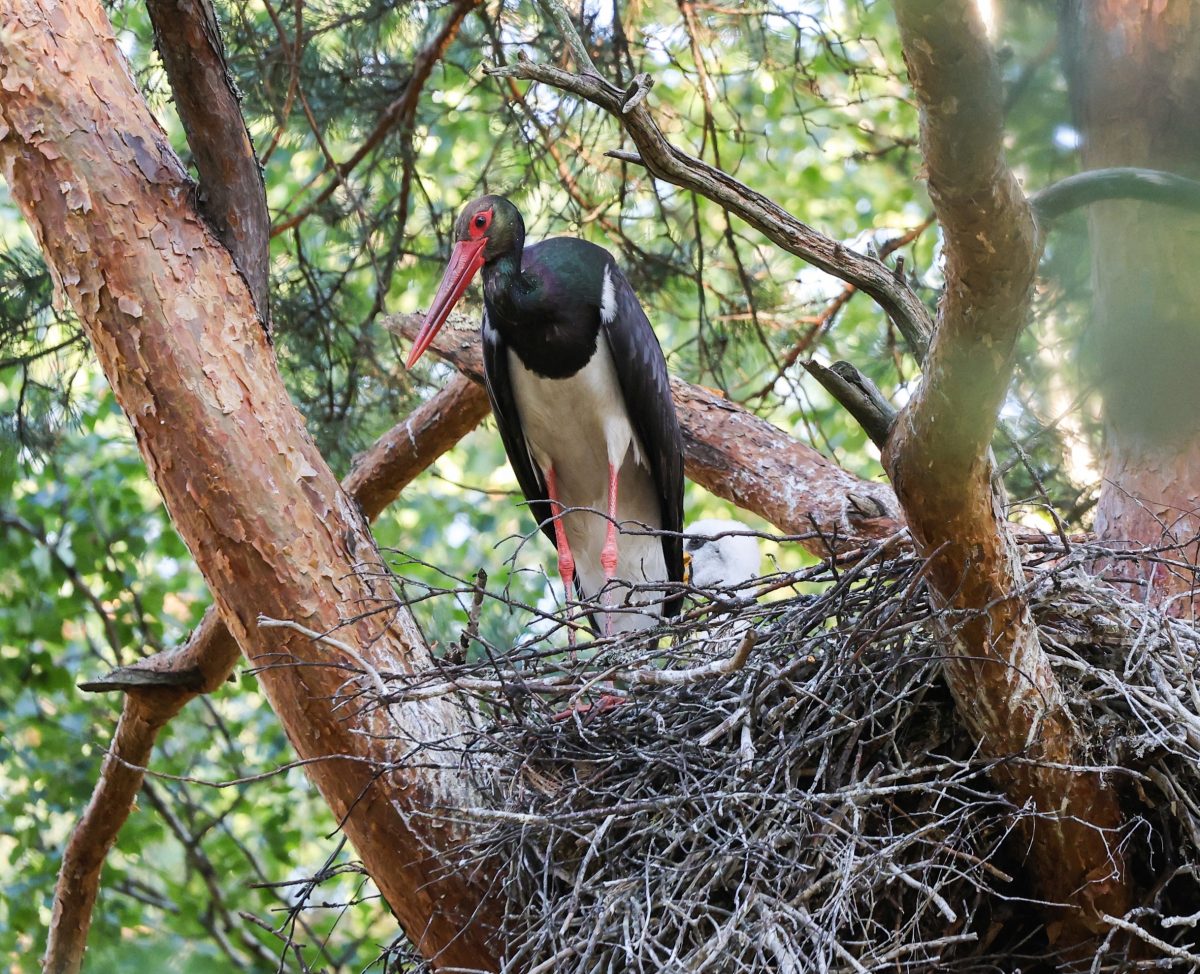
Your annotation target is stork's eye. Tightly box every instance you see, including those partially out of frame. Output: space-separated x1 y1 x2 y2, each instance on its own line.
467 207 494 240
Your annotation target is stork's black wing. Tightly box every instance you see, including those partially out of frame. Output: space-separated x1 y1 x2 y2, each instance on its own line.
481 312 557 549
601 261 685 618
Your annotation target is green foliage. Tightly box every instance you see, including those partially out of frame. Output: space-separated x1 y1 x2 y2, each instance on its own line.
0 0 1099 968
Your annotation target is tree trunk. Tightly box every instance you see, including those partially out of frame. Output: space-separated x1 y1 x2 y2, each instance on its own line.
886 1 1131 952
0 4 501 971
1063 0 1200 615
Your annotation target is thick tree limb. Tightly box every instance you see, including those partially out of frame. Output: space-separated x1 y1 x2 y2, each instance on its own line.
0 7 504 970
46 375 491 973
147 0 270 320
485 7 934 359
345 373 491 520
387 312 903 553
1031 167 1200 224
885 0 1130 949
675 381 901 551
46 614 237 974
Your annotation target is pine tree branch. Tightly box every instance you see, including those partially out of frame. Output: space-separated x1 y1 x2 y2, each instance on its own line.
803 359 896 449
1031 167 1200 223
147 0 271 322
270 0 481 237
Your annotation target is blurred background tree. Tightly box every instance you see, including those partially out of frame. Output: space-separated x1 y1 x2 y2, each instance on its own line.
0 0 1131 969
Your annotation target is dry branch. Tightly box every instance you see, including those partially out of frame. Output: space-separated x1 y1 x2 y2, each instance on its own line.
803 358 896 449
751 216 935 399
261 618 757 697
484 5 934 359
270 0 480 237
885 0 1130 949
387 311 903 554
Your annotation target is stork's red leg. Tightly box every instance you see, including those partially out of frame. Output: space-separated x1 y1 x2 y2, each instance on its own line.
598 461 621 633
545 466 577 648
547 463 629 719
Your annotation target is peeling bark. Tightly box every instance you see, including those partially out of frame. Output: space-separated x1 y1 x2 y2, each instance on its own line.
0 4 501 971
887 0 1130 951
675 383 900 551
387 312 903 555
1062 0 1200 615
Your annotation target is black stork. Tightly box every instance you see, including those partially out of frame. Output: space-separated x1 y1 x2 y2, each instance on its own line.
406 195 684 638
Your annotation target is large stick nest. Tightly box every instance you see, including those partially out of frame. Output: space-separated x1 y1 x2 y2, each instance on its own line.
385 541 1200 973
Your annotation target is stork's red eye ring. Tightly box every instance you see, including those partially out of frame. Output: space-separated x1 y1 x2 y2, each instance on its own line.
468 208 493 239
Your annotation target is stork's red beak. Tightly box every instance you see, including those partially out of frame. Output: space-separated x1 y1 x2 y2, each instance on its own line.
406 238 488 368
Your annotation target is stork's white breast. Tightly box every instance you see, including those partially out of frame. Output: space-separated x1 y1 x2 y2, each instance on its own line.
508 332 644 497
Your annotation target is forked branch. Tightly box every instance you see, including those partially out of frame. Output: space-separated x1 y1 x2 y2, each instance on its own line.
147 0 270 320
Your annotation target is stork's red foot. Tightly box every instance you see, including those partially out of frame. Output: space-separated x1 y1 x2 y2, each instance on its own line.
550 693 626 722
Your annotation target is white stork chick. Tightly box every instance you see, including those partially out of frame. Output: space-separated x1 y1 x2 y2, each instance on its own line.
684 519 763 597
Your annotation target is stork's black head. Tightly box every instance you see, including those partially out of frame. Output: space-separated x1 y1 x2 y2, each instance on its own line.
453 195 525 264
406 195 525 368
